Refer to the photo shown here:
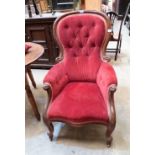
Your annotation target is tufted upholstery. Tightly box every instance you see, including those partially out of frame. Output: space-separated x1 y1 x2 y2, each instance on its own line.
43 11 117 124
55 13 108 82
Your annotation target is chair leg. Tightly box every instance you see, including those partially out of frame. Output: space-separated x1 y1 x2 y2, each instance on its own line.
43 114 54 141
27 67 36 88
119 37 122 53
114 50 118 61
105 124 115 147
47 122 54 141
114 39 121 60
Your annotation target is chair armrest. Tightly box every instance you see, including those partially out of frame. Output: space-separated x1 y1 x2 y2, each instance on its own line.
96 62 117 123
43 63 69 100
97 62 117 88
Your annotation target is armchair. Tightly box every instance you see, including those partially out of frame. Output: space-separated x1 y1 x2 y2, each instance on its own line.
43 11 117 147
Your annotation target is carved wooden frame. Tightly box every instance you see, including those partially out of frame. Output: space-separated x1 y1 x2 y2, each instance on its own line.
43 11 117 147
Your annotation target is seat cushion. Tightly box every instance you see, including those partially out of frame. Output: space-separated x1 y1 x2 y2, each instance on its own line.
47 82 109 123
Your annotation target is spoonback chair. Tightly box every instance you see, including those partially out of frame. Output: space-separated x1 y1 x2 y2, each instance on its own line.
43 10 117 147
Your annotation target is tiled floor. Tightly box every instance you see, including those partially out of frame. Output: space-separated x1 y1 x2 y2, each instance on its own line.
25 20 130 155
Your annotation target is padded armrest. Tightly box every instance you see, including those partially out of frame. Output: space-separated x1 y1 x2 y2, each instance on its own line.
97 62 117 87
96 62 117 106
43 63 69 100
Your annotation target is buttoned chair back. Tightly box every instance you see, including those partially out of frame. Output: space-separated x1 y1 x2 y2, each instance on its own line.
53 11 111 82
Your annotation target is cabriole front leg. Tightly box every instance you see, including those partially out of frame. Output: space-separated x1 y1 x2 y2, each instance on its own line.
43 114 54 141
43 83 54 141
106 84 117 147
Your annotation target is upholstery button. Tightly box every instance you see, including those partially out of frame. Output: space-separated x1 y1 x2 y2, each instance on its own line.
85 53 89 56
91 43 95 47
79 43 83 48
72 33 76 38
78 23 83 28
84 32 89 37
67 43 72 48
73 53 77 57
92 22 95 27
64 25 69 29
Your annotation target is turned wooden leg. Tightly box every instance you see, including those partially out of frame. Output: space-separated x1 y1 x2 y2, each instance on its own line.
27 67 36 89
43 114 54 141
25 74 40 121
47 123 54 141
105 125 115 147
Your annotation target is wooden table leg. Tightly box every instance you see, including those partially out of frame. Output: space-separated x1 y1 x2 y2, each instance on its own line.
27 66 37 88
25 74 40 121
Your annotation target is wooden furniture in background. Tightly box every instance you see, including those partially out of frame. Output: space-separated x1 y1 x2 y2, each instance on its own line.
25 15 59 69
25 42 44 120
25 1 129 67
112 0 129 18
124 3 130 35
84 0 101 11
27 66 37 88
51 0 76 12
106 3 129 60
39 0 49 12
25 0 40 17
106 11 118 32
106 11 121 60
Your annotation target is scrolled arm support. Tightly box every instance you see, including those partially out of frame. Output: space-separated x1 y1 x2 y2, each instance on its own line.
43 83 52 105
108 84 117 127
55 57 63 63
43 83 52 115
105 84 117 146
102 55 111 62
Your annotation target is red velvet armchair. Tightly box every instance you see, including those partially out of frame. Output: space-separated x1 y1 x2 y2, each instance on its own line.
43 11 117 147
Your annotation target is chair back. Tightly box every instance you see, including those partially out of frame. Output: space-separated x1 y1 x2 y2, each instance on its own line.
53 11 111 81
106 11 118 26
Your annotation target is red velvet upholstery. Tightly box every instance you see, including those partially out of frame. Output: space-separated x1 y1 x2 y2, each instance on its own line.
47 82 108 123
56 14 107 82
97 62 117 113
43 12 117 124
44 63 69 100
